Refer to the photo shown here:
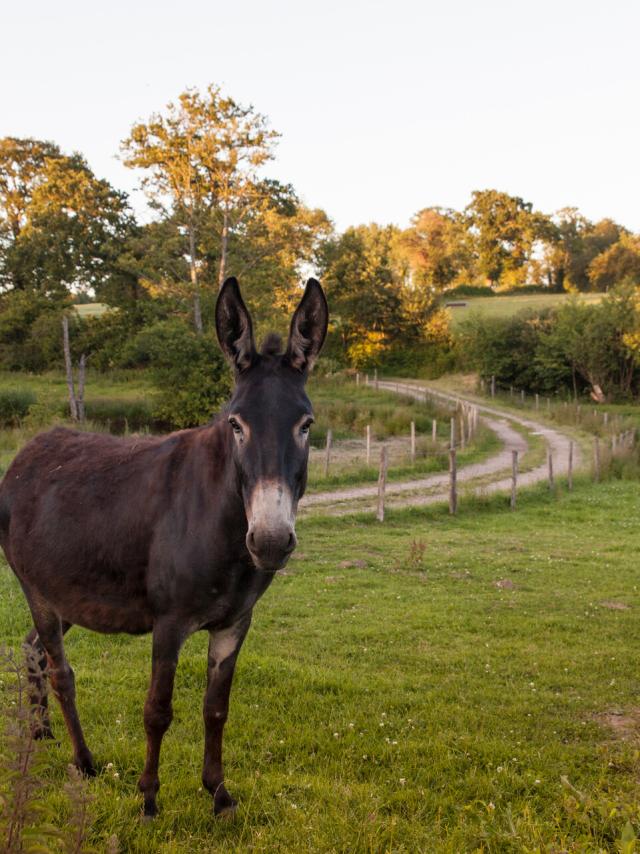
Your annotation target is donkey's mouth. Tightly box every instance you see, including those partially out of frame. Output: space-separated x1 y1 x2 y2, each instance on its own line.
248 549 293 573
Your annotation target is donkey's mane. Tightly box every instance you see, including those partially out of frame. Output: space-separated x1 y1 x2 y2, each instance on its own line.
260 333 283 356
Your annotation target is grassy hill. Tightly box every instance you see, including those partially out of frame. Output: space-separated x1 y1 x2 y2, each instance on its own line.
446 292 603 328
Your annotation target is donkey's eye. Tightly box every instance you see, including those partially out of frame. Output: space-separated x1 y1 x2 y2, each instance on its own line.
300 418 314 435
229 418 243 436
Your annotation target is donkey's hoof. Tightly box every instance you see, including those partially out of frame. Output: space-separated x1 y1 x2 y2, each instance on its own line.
214 785 238 819
74 752 96 778
215 802 238 820
32 724 54 741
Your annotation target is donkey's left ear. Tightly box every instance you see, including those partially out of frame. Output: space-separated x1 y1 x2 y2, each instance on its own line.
285 279 328 373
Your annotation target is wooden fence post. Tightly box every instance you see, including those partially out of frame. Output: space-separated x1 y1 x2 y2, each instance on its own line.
603 411 609 426
568 440 574 491
324 429 332 477
535 393 539 410
365 374 369 386
459 411 466 450
450 417 455 450
594 437 601 482
548 452 554 490
410 420 416 463
432 418 437 443
510 449 518 510
376 446 387 522
491 375 495 398
366 424 371 465
520 389 525 403
449 448 457 515
356 372 360 386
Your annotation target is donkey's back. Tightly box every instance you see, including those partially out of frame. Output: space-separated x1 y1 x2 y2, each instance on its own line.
0 425 195 634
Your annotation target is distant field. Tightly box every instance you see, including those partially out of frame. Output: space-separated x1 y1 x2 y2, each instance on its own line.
446 293 602 327
75 302 109 317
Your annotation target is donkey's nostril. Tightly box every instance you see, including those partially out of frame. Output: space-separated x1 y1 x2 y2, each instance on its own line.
247 529 256 551
286 531 297 552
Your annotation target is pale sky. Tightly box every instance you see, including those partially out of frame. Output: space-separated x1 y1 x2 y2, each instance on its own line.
2 0 639 232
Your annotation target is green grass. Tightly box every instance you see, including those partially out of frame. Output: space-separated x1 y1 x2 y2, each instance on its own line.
74 303 109 318
2 478 640 851
447 293 603 328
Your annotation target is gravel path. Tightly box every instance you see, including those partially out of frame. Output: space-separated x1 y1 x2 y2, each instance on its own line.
300 380 580 515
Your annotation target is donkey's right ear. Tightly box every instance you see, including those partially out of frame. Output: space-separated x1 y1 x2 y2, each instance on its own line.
215 278 257 374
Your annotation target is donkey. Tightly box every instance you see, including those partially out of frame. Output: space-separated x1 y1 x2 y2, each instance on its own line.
0 277 328 818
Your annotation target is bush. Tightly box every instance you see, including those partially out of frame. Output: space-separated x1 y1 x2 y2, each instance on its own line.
0 390 37 426
124 319 232 428
442 285 495 299
83 397 155 433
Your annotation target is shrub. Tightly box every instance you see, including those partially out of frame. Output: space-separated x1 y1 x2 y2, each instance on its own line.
0 390 37 427
124 319 232 429
83 397 155 433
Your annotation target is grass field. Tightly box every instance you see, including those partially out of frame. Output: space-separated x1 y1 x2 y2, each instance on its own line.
2 477 640 852
446 293 603 328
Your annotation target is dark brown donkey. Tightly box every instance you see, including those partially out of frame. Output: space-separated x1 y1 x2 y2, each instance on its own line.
0 277 328 818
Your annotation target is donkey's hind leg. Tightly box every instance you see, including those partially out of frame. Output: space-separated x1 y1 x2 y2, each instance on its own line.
24 621 72 741
29 607 95 776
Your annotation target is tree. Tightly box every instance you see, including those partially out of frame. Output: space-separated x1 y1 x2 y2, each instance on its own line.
395 207 474 291
0 137 134 297
587 235 640 291
542 210 626 292
121 85 280 332
319 223 409 366
464 190 552 287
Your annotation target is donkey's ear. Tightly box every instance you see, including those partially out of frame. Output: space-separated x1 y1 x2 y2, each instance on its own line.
285 278 328 373
215 277 257 373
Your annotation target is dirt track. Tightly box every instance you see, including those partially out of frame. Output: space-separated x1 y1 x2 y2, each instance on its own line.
300 380 580 515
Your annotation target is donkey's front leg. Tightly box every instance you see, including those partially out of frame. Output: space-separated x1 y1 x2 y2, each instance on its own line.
138 619 186 819
202 614 252 817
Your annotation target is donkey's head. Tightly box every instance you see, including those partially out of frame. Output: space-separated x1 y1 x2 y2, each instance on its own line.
215 277 328 571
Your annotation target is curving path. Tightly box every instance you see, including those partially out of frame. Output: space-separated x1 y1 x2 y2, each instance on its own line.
300 380 581 515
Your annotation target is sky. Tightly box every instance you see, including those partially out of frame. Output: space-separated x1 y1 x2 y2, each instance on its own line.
2 0 639 232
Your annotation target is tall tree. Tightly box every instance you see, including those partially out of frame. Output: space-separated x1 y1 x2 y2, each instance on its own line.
0 137 133 297
395 207 474 291
121 85 279 332
543 210 626 291
587 235 640 291
465 190 552 287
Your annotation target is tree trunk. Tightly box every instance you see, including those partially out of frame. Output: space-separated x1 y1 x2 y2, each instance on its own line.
217 209 229 290
189 223 203 335
77 353 86 422
62 316 79 421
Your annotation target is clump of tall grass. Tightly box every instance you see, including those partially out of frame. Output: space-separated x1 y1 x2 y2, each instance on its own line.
0 647 111 853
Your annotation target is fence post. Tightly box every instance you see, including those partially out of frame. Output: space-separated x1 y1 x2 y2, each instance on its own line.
603 411 609 426
410 420 416 463
594 437 601 482
568 440 574 491
366 424 371 465
491 375 495 398
548 452 554 490
459 411 466 450
356 371 360 386
432 418 437 443
520 389 525 403
535 393 539 410
376 446 387 522
450 417 455 450
510 449 518 510
324 429 332 477
365 374 369 386
449 448 457 515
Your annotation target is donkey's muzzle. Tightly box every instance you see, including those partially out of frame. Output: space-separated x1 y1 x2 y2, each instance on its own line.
246 525 297 571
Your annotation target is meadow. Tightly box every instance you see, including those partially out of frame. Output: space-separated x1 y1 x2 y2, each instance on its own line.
446 293 603 328
2 475 640 852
